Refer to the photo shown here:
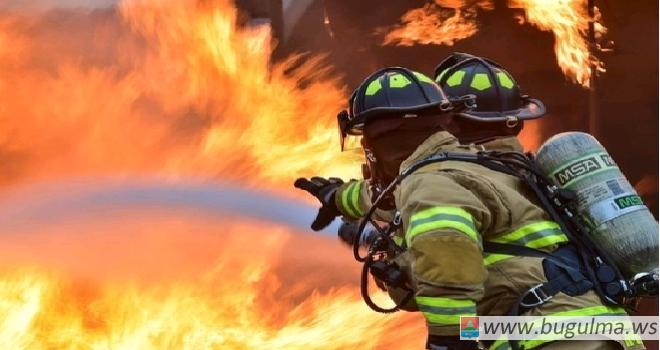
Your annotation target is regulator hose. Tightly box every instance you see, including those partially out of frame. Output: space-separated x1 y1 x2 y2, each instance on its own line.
352 176 402 262
360 257 414 314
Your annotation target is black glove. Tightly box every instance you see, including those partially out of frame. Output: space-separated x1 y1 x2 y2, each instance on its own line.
426 335 482 350
294 177 344 231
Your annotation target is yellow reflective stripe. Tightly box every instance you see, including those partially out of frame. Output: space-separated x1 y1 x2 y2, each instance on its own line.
483 236 569 266
406 207 480 246
339 182 356 217
625 338 644 346
491 222 564 244
411 206 473 223
483 254 513 266
407 220 480 246
350 181 365 216
550 305 627 318
483 221 568 266
340 182 360 218
416 296 475 308
521 316 636 349
424 312 476 326
416 297 477 326
393 236 404 246
526 234 569 249
489 306 631 350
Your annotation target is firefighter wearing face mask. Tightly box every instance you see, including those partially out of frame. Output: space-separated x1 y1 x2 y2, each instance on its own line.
295 58 644 350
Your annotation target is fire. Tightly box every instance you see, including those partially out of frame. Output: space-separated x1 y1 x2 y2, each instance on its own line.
0 0 362 191
382 0 608 87
0 0 422 348
512 0 608 87
381 2 486 47
0 215 424 349
0 0 544 347
518 119 541 151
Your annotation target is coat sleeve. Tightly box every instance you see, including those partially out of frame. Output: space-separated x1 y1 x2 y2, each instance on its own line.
334 180 369 220
397 171 491 336
334 180 393 222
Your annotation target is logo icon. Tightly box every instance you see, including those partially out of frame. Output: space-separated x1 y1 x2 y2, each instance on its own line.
460 316 479 339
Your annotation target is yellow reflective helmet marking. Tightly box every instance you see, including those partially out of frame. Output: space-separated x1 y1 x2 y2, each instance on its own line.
446 70 466 87
363 71 435 96
470 73 492 91
413 72 434 84
364 79 382 96
435 69 449 83
389 74 412 88
497 71 515 89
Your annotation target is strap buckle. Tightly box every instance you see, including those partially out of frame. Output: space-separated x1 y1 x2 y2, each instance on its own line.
392 211 402 227
521 284 553 308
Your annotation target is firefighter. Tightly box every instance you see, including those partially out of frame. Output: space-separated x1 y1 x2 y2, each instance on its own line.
294 58 645 350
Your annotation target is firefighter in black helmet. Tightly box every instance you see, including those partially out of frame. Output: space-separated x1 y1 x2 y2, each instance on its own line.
294 67 464 231
295 61 643 350
340 67 460 194
433 52 545 144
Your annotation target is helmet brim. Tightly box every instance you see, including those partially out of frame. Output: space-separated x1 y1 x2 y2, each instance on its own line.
456 98 546 123
345 101 451 135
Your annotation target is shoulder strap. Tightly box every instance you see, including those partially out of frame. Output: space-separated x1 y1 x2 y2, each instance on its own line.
482 241 574 272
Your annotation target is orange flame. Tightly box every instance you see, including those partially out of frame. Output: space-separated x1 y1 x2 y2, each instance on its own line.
512 0 608 87
0 0 362 191
382 0 608 87
0 0 545 347
0 0 422 347
382 2 485 47
0 215 424 349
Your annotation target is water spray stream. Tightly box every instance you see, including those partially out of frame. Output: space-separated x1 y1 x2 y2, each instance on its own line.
0 177 425 349
0 177 342 235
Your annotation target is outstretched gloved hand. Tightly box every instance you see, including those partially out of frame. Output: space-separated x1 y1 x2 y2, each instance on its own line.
294 177 344 231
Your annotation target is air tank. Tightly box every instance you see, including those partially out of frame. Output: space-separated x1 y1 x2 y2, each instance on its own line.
536 132 659 279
